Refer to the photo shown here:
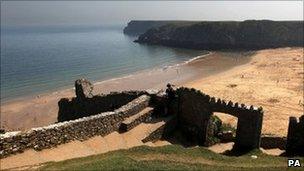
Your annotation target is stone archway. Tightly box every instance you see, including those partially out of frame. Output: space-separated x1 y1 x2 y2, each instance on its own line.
176 87 263 150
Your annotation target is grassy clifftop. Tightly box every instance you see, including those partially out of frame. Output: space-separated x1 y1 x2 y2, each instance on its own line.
134 20 303 50
40 145 301 170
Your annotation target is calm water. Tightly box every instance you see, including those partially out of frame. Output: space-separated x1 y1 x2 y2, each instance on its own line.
1 25 205 102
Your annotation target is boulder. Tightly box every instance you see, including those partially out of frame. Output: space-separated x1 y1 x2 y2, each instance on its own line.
75 79 93 100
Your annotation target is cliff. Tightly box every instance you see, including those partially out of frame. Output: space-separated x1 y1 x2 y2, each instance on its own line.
135 20 303 50
123 20 198 35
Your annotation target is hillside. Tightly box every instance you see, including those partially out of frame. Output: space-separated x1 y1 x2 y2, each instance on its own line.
134 20 303 50
123 20 199 35
39 145 302 170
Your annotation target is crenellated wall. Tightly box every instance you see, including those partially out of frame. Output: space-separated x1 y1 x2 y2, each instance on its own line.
176 87 264 150
0 84 266 158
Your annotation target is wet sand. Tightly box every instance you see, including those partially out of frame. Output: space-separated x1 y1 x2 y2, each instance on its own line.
1 51 250 131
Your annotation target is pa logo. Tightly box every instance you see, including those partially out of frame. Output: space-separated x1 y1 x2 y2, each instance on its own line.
288 159 302 167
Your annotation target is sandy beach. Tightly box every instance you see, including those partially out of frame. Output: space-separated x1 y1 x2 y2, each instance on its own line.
186 47 303 136
0 51 249 131
1 47 303 137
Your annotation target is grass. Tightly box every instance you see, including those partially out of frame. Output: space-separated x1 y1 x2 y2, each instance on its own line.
38 145 303 171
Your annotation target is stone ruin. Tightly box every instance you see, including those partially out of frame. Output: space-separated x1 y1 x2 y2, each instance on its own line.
0 79 265 158
175 88 264 150
75 78 94 100
286 115 304 156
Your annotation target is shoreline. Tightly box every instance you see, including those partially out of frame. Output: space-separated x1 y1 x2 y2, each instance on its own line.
1 47 302 136
0 51 251 131
0 52 211 105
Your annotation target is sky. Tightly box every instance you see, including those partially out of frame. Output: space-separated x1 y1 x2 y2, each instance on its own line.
1 1 303 26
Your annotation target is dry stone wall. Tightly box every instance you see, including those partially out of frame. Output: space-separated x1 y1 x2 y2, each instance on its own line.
0 95 151 158
119 107 154 132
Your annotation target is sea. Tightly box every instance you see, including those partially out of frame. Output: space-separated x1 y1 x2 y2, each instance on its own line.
1 24 206 102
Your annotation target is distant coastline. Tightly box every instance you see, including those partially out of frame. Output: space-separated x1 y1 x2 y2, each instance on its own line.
124 20 303 50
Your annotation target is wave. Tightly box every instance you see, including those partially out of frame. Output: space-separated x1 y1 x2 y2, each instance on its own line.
93 51 212 86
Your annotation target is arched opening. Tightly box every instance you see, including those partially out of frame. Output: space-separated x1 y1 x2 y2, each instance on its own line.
208 112 238 153
214 112 238 132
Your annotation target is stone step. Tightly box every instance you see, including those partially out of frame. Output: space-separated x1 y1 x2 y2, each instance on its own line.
119 107 154 133
141 116 177 143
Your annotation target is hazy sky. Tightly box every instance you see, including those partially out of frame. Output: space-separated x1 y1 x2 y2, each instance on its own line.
1 1 303 26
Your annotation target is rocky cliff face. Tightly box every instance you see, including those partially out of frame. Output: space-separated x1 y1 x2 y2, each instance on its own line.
135 20 303 50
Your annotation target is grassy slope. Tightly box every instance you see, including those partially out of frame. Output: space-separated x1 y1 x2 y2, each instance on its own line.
39 145 303 170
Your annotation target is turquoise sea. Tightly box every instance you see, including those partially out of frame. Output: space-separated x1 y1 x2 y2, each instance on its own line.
1 25 205 102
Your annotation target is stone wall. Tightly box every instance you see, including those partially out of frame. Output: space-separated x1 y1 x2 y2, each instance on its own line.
0 95 151 158
286 115 304 156
260 135 286 150
176 87 263 150
0 84 268 158
119 107 154 132
58 91 147 122
176 88 213 145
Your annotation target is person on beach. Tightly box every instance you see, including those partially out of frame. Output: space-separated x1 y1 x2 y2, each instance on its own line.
166 83 175 99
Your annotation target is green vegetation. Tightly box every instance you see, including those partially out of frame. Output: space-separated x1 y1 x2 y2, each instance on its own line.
220 123 236 135
39 145 303 170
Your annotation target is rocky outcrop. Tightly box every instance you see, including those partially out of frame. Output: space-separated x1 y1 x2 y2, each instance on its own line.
135 20 303 50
